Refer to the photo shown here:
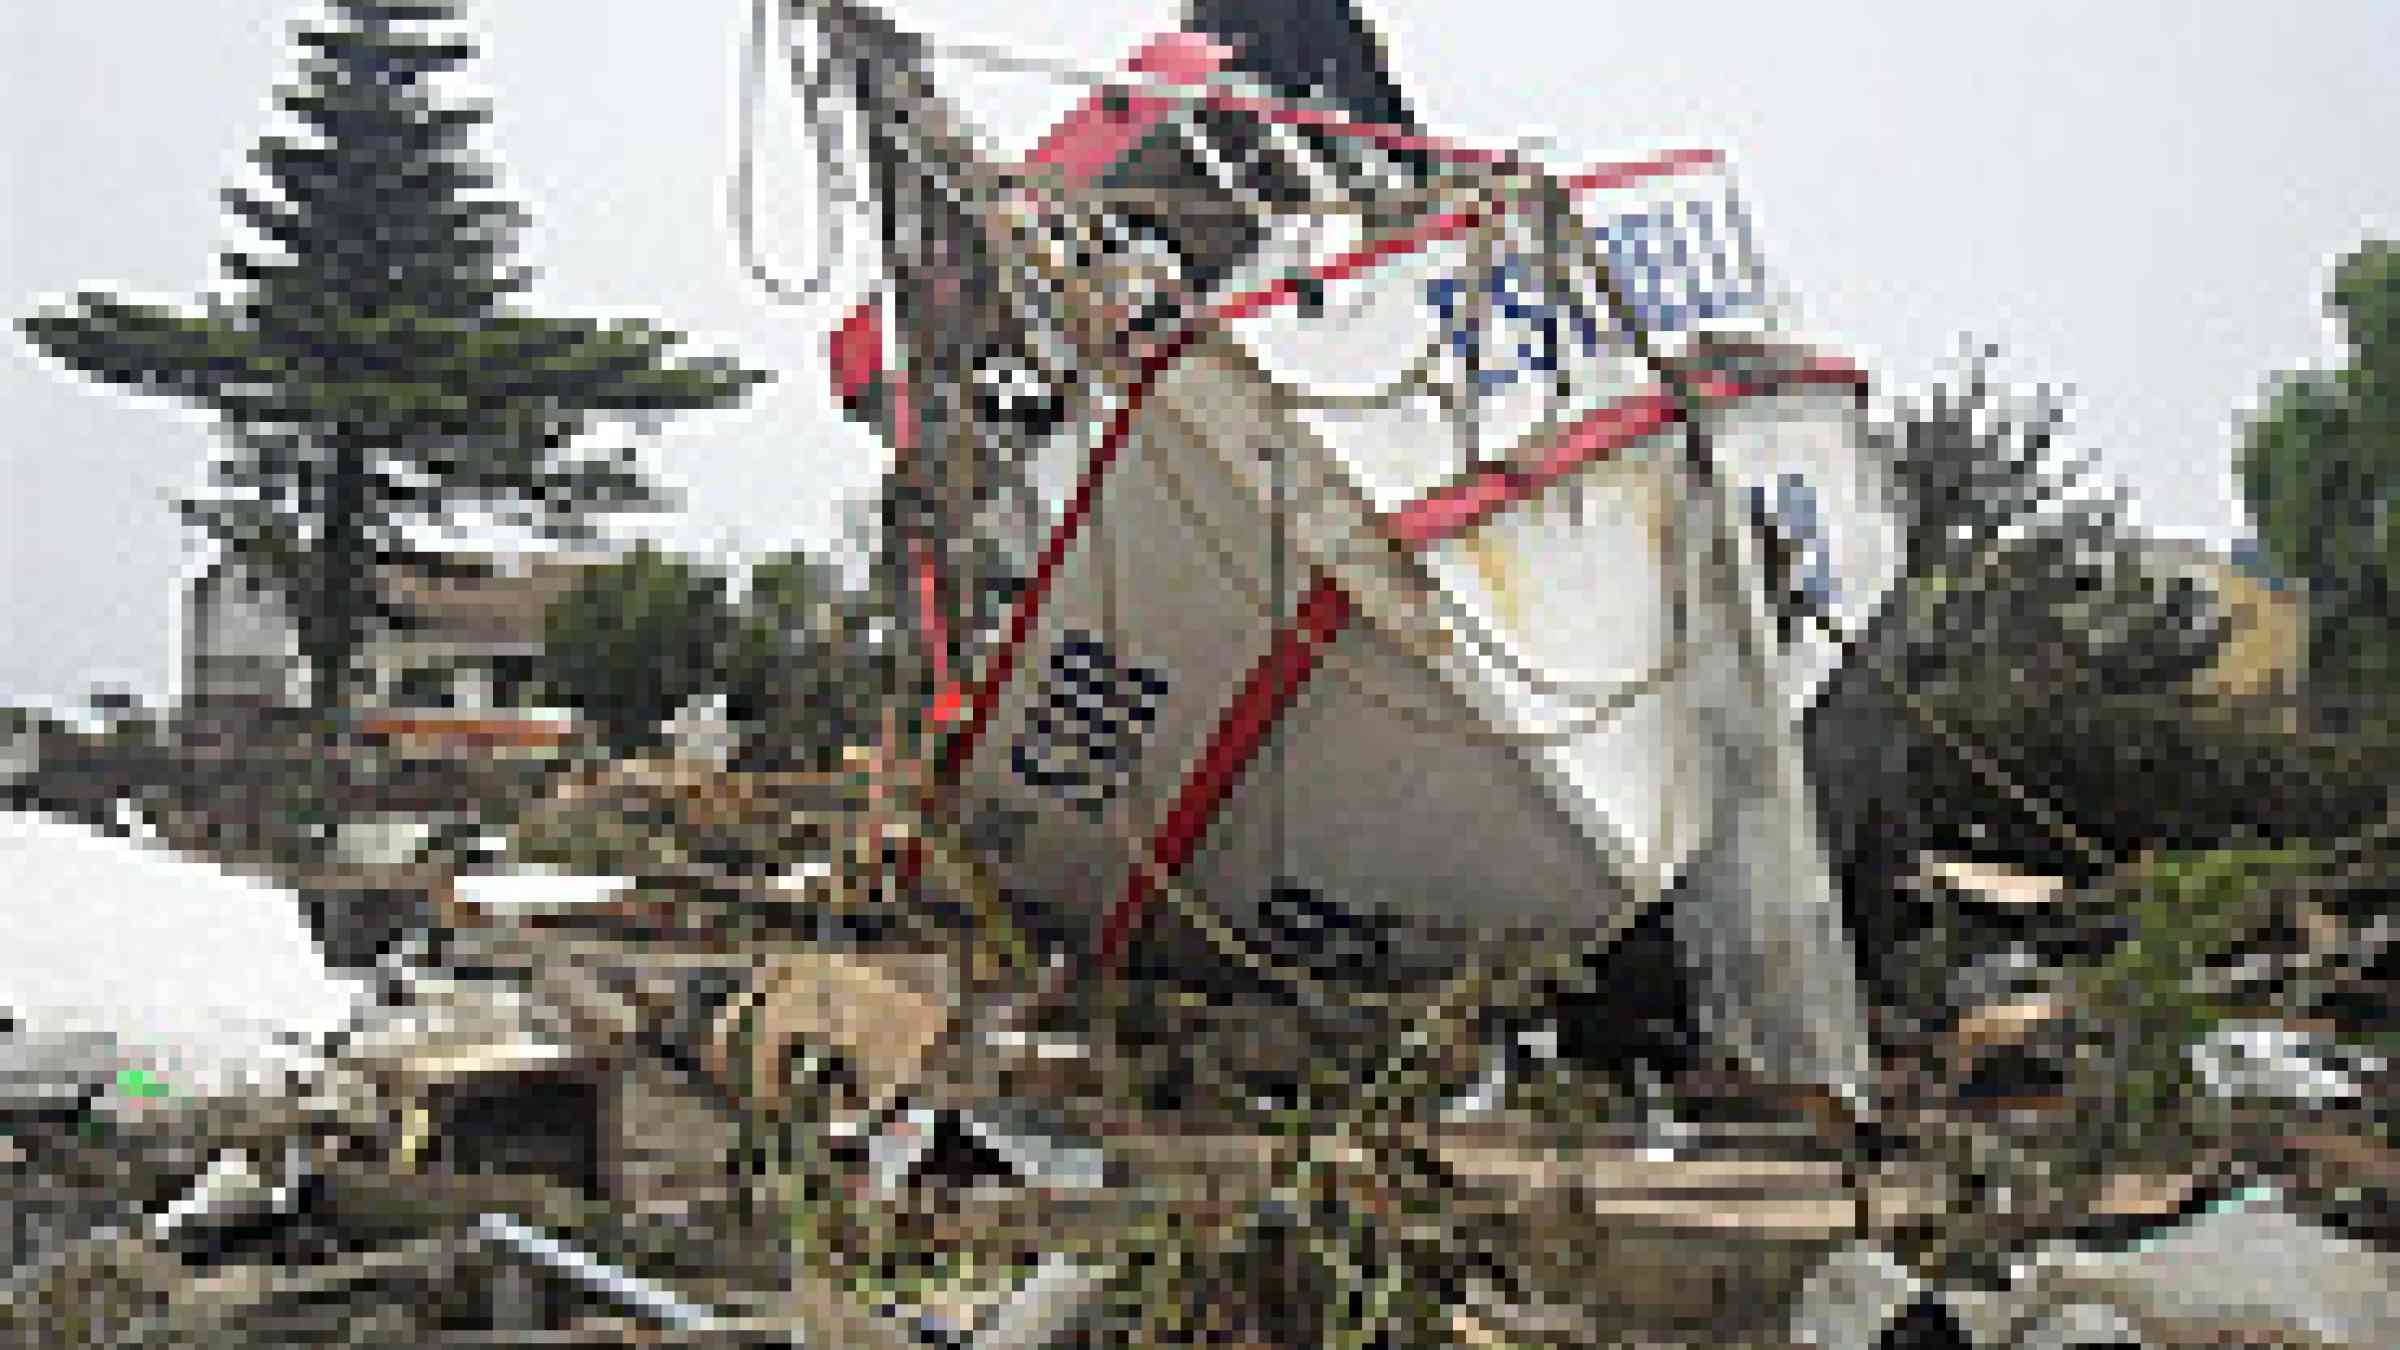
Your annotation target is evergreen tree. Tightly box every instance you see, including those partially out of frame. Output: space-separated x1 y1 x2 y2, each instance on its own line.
19 1 768 713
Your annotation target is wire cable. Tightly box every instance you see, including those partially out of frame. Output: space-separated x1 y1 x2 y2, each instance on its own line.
733 0 863 309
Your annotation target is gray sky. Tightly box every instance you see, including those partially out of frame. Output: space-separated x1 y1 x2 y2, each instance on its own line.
6 1 2395 708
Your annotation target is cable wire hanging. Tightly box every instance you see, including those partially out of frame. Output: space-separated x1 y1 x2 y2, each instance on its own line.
733 0 868 309
745 0 2118 883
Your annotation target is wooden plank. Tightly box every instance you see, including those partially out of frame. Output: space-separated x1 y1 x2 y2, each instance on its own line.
1436 1145 1847 1197
1582 1194 1858 1238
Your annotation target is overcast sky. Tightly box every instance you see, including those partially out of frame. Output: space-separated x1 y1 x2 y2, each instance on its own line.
5 1 2395 708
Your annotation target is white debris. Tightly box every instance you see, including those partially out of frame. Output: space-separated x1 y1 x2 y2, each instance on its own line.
0 813 363 1097
2189 1021 2383 1107
452 871 635 913
1789 1242 1923 1350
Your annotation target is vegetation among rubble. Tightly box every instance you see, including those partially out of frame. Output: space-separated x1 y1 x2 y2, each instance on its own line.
9 7 2397 1342
505 792 684 877
2076 848 2322 1149
27 326 2383 1336
504 760 853 883
1820 348 2400 904
780 1134 1041 1334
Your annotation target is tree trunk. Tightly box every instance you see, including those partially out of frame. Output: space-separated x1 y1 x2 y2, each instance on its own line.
306 435 371 719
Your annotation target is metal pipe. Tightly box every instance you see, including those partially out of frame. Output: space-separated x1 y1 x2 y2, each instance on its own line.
471 1212 723 1332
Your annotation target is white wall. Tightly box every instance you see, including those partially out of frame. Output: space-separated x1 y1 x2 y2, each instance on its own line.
183 565 304 707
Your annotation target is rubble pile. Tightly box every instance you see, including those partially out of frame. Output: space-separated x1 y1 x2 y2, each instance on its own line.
4 749 2390 1348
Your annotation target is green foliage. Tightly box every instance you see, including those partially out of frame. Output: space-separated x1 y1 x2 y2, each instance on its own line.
540 544 731 753
506 798 686 876
3 705 64 743
16 0 768 710
2240 239 2400 714
724 550 890 769
1880 357 2227 699
2077 847 2321 1147
1919 685 2398 862
1817 354 2239 880
1884 352 2075 578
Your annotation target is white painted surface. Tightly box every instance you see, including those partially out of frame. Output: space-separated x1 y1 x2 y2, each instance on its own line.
1704 387 1904 716
0 812 362 1095
452 871 635 912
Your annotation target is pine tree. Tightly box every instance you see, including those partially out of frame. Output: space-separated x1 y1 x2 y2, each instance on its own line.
20 1 769 713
